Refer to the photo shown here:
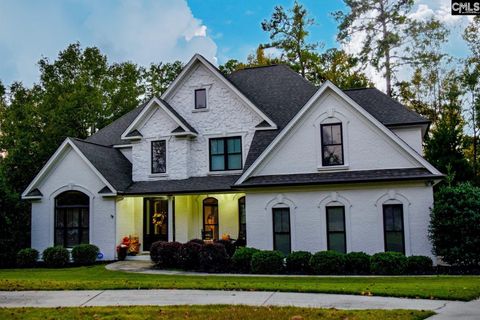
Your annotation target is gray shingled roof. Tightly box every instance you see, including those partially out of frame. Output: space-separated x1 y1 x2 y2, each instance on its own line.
238 168 441 188
71 139 132 191
160 98 198 134
344 88 429 126
124 175 240 195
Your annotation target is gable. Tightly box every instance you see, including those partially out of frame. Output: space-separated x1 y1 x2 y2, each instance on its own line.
138 106 179 138
22 142 111 199
237 82 441 184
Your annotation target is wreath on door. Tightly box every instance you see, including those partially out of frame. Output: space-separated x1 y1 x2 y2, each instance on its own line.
152 211 167 227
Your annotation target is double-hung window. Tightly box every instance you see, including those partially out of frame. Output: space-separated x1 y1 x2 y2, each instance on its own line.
195 89 207 109
383 204 405 253
272 207 291 255
209 137 242 171
321 123 344 166
326 206 346 253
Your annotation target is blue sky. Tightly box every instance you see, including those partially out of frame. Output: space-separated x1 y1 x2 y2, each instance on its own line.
0 0 471 88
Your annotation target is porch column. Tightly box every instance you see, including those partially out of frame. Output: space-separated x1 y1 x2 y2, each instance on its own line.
168 196 174 242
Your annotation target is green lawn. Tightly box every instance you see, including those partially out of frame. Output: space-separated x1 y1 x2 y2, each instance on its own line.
0 305 434 320
0 265 479 301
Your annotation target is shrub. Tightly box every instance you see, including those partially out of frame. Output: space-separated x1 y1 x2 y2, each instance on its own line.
71 244 99 265
178 241 203 270
42 246 70 268
310 251 346 275
231 247 260 273
198 243 229 273
0 239 17 268
214 239 236 258
370 252 407 275
430 183 480 266
407 255 433 275
345 252 371 275
188 239 204 245
251 250 284 274
150 241 182 269
286 251 312 274
16 248 39 268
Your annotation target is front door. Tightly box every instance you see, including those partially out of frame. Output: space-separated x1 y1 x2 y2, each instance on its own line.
143 198 168 251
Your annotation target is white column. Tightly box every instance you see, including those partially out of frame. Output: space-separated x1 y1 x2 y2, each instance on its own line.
168 196 174 242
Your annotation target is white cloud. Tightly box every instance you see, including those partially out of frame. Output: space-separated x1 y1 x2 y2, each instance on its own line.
0 0 217 86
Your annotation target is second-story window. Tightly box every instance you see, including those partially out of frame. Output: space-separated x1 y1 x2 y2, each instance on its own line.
151 140 166 174
321 123 344 166
209 137 242 171
195 88 207 109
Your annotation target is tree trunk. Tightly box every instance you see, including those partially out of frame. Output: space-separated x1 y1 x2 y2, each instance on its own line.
379 1 392 96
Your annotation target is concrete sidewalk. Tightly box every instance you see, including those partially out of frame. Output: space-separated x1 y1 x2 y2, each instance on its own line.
1 289 479 319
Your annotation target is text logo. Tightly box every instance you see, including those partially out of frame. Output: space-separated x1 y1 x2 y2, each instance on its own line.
451 1 480 15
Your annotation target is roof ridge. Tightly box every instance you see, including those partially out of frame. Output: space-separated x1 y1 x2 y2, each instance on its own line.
71 137 116 149
343 87 375 91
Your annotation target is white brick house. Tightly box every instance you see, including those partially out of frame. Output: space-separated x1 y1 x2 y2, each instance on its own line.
22 54 442 261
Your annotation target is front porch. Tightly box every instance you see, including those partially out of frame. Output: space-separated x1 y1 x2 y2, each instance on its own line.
116 192 246 253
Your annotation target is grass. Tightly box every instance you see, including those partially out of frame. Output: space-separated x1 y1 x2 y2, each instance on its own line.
0 265 479 301
0 305 434 320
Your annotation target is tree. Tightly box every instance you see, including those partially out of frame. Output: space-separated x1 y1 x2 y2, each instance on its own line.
219 59 244 75
424 74 472 183
334 1 446 97
462 16 480 177
306 48 372 89
143 61 183 98
430 183 480 266
261 1 318 78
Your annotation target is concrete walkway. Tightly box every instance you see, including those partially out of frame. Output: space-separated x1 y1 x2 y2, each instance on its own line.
0 289 479 319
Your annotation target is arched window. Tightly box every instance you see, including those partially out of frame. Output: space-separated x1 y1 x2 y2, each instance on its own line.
326 206 346 253
54 191 89 247
272 207 291 255
383 204 405 254
238 196 246 241
203 197 219 240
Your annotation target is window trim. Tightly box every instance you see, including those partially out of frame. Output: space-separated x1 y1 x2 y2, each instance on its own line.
326 206 347 253
194 88 207 110
383 204 406 254
208 136 243 172
320 122 344 167
272 207 291 255
54 191 90 248
151 140 167 174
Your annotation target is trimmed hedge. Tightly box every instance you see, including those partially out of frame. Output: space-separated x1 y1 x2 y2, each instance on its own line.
150 241 182 269
231 247 260 273
71 244 99 265
42 246 70 268
310 251 346 275
214 239 236 258
178 241 203 271
407 255 433 275
345 252 371 275
370 252 407 275
198 243 229 273
251 250 284 274
286 251 312 274
16 248 39 268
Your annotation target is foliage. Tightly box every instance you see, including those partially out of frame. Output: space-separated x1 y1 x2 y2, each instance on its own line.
261 1 318 78
16 248 39 268
430 183 480 266
0 305 435 320
345 252 371 275
309 251 346 275
251 250 284 274
143 61 183 98
198 243 229 273
42 246 70 268
214 239 236 258
231 247 260 273
71 244 99 266
150 241 182 269
178 241 203 271
407 256 433 275
334 0 446 96
0 239 17 268
286 251 312 274
370 252 407 275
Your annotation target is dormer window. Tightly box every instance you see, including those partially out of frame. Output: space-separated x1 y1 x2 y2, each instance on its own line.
195 88 207 109
321 123 344 166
